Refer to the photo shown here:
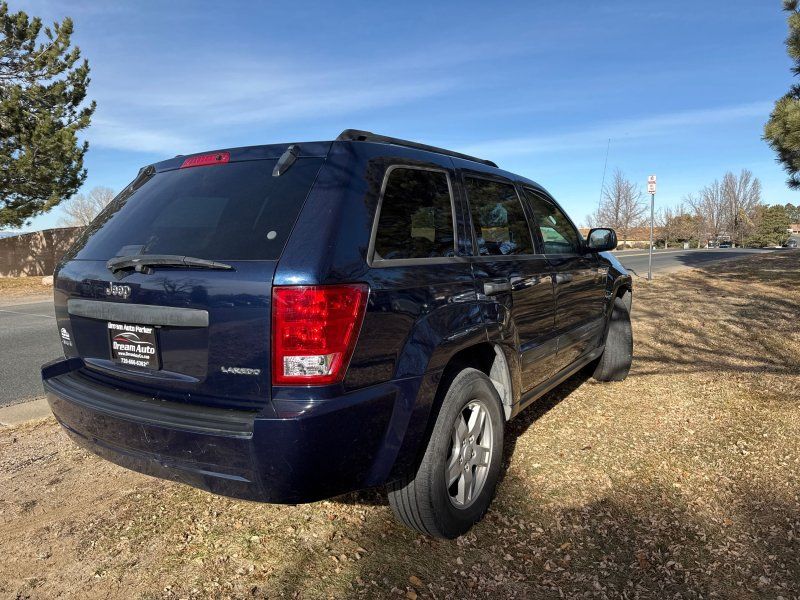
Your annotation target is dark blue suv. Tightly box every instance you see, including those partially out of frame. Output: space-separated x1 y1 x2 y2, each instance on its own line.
42 130 633 539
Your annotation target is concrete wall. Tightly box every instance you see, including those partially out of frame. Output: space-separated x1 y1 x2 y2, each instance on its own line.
0 227 84 277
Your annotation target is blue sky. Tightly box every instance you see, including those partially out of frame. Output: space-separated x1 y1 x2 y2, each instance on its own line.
13 0 793 230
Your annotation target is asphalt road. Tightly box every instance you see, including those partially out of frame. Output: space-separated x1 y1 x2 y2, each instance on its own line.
0 299 61 408
0 247 777 408
615 247 775 277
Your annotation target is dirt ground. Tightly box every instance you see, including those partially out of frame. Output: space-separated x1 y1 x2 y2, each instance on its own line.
1 252 799 599
0 276 53 300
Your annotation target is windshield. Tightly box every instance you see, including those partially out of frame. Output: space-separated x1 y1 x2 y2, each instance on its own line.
70 158 323 261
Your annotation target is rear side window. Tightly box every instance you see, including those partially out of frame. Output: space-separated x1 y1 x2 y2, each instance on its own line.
464 177 534 256
523 189 581 254
372 167 456 261
72 158 323 261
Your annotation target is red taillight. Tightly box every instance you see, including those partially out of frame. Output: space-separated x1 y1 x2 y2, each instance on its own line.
272 284 369 385
180 152 230 169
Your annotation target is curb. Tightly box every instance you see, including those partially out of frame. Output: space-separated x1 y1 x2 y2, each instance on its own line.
0 398 51 426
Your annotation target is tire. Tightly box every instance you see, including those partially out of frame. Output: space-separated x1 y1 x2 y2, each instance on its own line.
592 296 633 382
387 368 504 539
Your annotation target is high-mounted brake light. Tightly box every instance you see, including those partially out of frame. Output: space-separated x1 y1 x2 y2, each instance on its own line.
180 152 230 169
272 284 369 385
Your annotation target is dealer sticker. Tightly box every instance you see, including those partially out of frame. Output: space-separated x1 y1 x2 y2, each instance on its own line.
108 321 160 369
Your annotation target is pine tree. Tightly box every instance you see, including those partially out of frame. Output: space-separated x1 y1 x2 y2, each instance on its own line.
0 2 95 228
765 1 800 189
747 205 790 247
785 202 800 222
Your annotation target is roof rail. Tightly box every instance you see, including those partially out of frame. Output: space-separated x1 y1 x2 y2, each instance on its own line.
336 129 498 168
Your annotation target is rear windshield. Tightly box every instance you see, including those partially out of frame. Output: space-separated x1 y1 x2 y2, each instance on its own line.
71 158 323 261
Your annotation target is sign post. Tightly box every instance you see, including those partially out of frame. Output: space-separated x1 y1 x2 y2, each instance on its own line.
647 175 656 281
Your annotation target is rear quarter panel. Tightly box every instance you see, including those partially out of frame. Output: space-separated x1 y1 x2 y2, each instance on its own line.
274 141 487 388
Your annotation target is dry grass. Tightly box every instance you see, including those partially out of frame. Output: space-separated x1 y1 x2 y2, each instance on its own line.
1 251 799 599
0 276 53 300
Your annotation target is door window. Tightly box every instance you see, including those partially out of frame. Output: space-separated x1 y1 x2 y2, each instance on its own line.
464 177 534 256
373 167 456 261
524 189 581 254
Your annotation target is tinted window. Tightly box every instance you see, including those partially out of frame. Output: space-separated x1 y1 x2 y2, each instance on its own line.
72 158 323 261
373 168 455 260
524 189 581 254
465 177 534 256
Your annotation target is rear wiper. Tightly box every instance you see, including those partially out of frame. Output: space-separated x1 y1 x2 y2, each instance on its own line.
107 254 235 275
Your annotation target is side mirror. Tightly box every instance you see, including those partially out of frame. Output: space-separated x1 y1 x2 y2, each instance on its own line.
586 228 617 252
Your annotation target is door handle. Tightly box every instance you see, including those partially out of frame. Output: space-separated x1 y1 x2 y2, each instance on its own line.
483 281 511 295
554 273 573 284
509 275 541 290
509 275 542 292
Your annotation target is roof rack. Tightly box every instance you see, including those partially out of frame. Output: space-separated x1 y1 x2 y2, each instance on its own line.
336 129 498 168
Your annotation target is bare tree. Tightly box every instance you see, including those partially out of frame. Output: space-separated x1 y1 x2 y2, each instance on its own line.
686 181 727 247
588 169 647 243
674 204 702 245
721 169 761 246
657 203 701 248
686 171 763 247
656 205 676 248
58 186 116 227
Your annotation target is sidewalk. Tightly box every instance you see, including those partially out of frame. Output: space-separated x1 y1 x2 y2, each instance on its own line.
0 398 51 426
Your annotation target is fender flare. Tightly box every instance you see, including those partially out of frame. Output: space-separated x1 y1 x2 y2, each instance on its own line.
385 316 518 482
609 277 633 314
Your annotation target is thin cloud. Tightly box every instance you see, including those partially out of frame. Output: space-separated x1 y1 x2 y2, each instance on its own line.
83 39 539 155
80 32 584 155
86 59 461 153
458 101 773 158
88 116 205 156
194 77 458 127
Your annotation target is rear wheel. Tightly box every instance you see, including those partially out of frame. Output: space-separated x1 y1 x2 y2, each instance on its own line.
388 368 504 539
592 296 633 382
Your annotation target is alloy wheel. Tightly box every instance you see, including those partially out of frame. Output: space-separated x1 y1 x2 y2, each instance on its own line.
446 399 494 508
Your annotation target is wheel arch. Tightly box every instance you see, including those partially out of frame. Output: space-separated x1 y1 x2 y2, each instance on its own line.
612 278 633 313
428 341 515 426
387 338 517 483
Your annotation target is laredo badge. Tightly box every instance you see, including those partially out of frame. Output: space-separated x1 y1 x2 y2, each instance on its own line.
221 366 261 376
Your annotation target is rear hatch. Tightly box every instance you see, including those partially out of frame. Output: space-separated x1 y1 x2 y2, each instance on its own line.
53 145 328 411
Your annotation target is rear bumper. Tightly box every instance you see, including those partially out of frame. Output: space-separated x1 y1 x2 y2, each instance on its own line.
42 358 432 503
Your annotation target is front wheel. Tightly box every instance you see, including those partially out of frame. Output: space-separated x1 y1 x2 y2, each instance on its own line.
387 368 504 539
